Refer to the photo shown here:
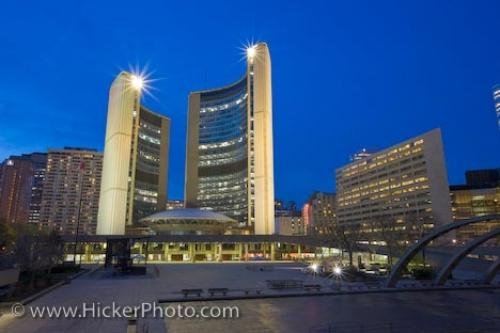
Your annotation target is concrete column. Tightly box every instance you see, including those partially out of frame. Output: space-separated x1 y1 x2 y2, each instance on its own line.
270 243 276 261
239 243 244 261
244 243 249 261
218 243 223 262
189 243 195 263
164 244 169 262
85 244 91 263
298 244 302 260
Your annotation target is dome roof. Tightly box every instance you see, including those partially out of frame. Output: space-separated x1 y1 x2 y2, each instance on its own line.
140 208 236 223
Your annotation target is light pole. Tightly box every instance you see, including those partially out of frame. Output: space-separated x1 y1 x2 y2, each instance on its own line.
333 266 342 290
73 161 85 267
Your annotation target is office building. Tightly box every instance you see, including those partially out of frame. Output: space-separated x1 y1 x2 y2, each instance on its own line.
39 148 102 235
335 129 453 237
185 43 274 234
0 153 47 224
465 169 499 188
97 71 171 235
303 192 335 235
350 148 377 162
450 169 500 243
276 216 306 236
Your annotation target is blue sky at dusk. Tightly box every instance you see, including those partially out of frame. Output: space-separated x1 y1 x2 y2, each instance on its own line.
0 0 499 205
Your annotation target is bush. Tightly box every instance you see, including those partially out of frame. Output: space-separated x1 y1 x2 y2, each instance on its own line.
411 266 434 280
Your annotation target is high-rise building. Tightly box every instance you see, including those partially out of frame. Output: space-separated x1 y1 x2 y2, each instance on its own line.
493 85 500 129
350 148 377 162
185 43 274 234
304 192 336 234
97 71 171 235
0 153 47 224
39 148 102 235
335 129 453 237
275 216 306 236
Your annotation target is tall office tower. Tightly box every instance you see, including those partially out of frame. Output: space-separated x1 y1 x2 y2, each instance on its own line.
185 43 274 234
39 148 102 234
336 129 453 237
494 85 500 129
97 71 170 235
0 153 47 224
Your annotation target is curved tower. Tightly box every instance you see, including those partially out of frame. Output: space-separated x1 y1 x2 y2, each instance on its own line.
97 71 170 235
185 43 274 234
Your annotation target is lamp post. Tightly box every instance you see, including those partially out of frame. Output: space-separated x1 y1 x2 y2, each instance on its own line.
73 161 85 267
333 266 342 290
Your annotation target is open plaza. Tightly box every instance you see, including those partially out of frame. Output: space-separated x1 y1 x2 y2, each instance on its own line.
0 263 499 333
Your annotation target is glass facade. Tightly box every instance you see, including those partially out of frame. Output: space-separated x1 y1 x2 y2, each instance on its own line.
196 77 249 224
133 107 164 222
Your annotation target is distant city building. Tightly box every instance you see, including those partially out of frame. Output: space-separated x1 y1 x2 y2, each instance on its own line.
0 153 47 224
39 148 102 235
166 199 184 210
302 192 335 235
350 148 377 162
97 71 171 235
302 203 312 230
493 85 500 129
450 170 500 243
275 216 306 235
336 129 453 237
465 169 499 188
185 43 274 234
275 199 298 217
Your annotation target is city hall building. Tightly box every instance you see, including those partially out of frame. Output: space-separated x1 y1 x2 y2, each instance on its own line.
185 43 275 235
97 71 171 235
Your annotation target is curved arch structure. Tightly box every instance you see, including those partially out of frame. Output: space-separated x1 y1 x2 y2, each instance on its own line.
483 258 500 284
386 214 500 287
434 228 500 285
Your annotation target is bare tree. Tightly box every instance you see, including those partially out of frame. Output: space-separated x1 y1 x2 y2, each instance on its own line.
15 225 63 289
369 217 412 267
323 222 364 267
0 217 17 255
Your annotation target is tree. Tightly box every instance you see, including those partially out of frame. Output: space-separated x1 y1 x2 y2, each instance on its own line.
323 222 364 267
369 217 412 267
15 225 63 289
0 217 17 255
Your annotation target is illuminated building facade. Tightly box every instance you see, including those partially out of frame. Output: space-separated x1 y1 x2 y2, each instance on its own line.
0 153 47 224
306 192 336 235
450 169 500 243
276 216 306 236
335 129 453 236
350 148 377 162
185 43 274 235
97 72 170 235
494 85 500 129
39 148 102 234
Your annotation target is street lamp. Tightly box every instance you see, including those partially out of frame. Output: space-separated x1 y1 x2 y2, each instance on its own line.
333 266 342 290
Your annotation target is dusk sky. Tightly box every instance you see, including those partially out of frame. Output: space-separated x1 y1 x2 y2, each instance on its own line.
1 0 499 205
